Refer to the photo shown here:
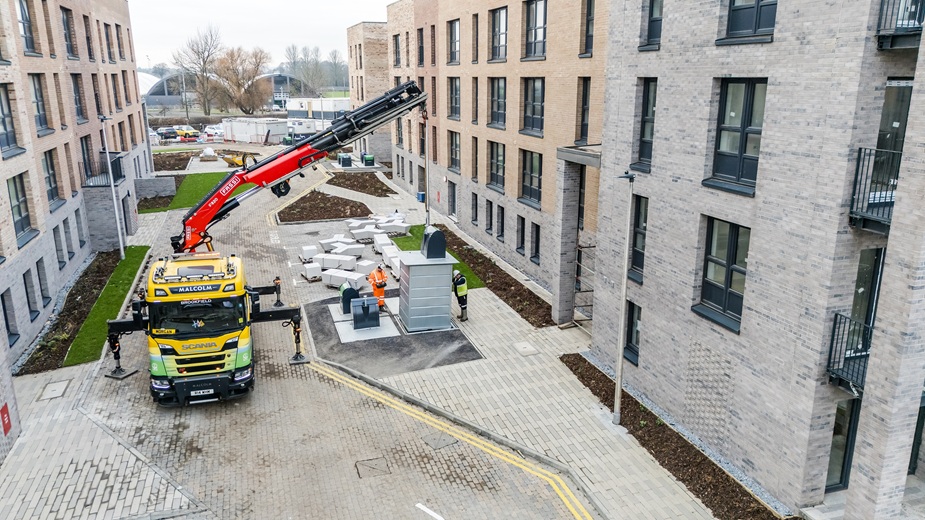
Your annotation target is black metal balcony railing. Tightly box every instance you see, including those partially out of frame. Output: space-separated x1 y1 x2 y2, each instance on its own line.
878 0 924 47
827 313 873 392
79 158 124 187
850 147 899 232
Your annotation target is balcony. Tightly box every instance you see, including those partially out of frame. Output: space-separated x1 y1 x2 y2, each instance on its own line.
827 313 872 393
878 0 924 49
79 157 125 187
850 147 899 234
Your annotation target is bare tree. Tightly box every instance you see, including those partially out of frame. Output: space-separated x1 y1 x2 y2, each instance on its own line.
298 46 324 97
327 49 347 90
172 26 223 116
214 47 273 115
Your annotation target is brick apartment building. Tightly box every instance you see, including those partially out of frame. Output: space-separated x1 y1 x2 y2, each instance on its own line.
0 0 150 459
351 0 606 297
347 21 391 161
590 0 925 518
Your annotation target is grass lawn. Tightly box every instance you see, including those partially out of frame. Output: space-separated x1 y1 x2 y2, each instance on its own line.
323 90 349 98
392 225 485 289
64 246 150 366
152 147 198 154
138 172 255 214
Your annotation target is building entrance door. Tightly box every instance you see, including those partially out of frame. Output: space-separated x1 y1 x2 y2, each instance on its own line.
909 405 925 474
826 398 861 491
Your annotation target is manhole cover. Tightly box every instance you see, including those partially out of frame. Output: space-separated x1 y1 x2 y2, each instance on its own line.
514 341 539 357
422 432 458 451
355 457 390 478
39 380 70 401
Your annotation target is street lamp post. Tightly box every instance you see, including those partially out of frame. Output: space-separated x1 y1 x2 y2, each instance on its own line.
99 115 126 260
613 172 635 425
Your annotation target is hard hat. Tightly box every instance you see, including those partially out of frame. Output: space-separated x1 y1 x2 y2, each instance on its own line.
378 263 384 269
453 270 460 277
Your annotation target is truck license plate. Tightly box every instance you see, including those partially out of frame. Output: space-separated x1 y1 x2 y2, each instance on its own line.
190 389 214 396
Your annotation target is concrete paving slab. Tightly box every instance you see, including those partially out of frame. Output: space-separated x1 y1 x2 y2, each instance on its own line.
38 380 69 401
334 313 401 343
327 303 352 323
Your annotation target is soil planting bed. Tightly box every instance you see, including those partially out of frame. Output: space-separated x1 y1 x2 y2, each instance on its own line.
560 353 797 520
326 172 396 197
137 176 183 211
278 191 372 222
153 149 250 171
19 251 122 374
436 224 555 328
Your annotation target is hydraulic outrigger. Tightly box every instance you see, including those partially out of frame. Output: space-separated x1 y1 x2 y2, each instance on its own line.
106 82 427 403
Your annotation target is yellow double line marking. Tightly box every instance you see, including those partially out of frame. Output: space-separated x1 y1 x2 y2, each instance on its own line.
308 363 594 520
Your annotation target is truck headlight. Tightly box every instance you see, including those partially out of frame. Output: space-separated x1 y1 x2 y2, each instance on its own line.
151 378 171 390
233 367 252 381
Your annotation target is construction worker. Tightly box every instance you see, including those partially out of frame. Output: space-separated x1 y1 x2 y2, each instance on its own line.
368 263 388 311
452 270 468 322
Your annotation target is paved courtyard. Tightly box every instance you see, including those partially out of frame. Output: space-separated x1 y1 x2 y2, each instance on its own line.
0 163 715 519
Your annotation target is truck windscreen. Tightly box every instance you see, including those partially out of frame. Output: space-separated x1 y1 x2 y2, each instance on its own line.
150 297 245 337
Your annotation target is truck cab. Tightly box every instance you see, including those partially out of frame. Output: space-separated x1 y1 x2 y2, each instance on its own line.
144 253 255 405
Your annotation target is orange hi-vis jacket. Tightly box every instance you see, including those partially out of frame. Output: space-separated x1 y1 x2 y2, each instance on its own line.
368 268 388 304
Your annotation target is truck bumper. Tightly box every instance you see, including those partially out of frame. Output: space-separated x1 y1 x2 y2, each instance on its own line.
150 370 254 406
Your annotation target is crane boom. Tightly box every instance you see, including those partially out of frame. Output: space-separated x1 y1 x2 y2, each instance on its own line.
170 81 427 253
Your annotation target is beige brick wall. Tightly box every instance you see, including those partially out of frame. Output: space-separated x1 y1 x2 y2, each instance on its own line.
347 21 391 159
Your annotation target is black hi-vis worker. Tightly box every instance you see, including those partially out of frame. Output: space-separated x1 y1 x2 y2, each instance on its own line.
452 269 468 322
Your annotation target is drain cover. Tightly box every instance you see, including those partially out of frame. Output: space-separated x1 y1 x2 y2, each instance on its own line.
422 432 458 450
514 341 539 357
355 457 390 478
39 380 69 401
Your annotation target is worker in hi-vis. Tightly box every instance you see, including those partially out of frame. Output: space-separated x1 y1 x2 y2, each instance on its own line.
368 264 388 311
452 269 468 322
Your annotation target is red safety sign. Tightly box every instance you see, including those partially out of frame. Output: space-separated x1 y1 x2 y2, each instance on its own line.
1 403 11 436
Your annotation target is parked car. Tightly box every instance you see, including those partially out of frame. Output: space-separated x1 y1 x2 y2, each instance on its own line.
156 126 178 140
203 124 224 137
148 127 160 145
173 125 201 138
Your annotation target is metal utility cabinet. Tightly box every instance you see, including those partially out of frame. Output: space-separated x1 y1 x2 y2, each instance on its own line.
398 228 457 332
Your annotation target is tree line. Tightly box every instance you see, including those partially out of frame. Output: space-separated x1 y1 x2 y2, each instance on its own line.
159 26 347 116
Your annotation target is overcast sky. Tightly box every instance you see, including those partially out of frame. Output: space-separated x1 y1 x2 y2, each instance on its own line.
127 0 392 69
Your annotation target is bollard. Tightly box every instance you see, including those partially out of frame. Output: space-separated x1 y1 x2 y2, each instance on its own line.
103 333 139 380
273 276 284 307
286 313 309 365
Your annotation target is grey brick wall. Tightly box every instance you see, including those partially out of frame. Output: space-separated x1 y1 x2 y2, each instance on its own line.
135 177 176 199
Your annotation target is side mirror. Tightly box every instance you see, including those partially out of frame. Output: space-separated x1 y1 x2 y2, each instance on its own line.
131 300 147 330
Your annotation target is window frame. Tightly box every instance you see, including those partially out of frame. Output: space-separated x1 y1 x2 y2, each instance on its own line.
43 150 60 203
72 74 87 122
520 149 542 204
62 8 77 57
490 7 508 60
104 23 114 62
647 0 663 45
471 193 479 225
448 130 460 171
18 0 36 53
630 195 648 279
578 166 586 230
624 301 641 365
711 78 767 189
0 85 19 153
489 141 505 188
31 74 50 132
522 78 545 134
8 173 32 238
485 200 494 234
530 222 541 264
115 24 125 59
417 28 425 66
111 74 122 110
582 0 595 55
516 215 526 254
577 77 591 144
726 0 777 38
83 16 94 61
524 0 547 58
497 205 505 241
489 77 506 127
638 78 657 165
695 217 751 329
447 19 460 64
448 77 460 119
393 34 401 67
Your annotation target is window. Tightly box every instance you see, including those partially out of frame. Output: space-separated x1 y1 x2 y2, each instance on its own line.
516 216 526 254
393 34 401 66
577 77 590 143
522 78 544 133
104 23 114 61
583 0 595 54
431 76 437 116
1 289 18 346
471 193 478 224
472 78 479 123
417 28 424 66
36 259 51 307
638 78 657 165
31 74 49 132
448 77 460 119
530 223 541 264
43 150 60 203
578 166 586 230
471 136 478 180
122 70 130 104
625 302 641 365
448 181 457 216
83 16 94 60
405 31 410 66
630 196 648 280
407 120 412 154
696 218 751 329
520 150 542 203
18 0 36 52
713 78 767 188
448 131 460 171
396 117 403 147
490 7 508 60
72 74 86 122
647 0 663 45
497 205 505 240
128 114 136 146
471 14 479 62
485 200 493 234
75 207 86 247
0 85 19 153
489 78 506 126
726 0 777 38
62 8 76 57
419 123 426 157
91 74 101 115
111 74 121 110
23 270 38 320
63 217 74 258
115 24 125 59
489 141 505 187
430 25 436 65
525 0 547 57
447 19 460 63
8 173 32 238
79 135 93 180
53 226 66 267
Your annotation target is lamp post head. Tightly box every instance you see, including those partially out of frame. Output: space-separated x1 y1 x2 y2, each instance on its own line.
618 172 636 182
